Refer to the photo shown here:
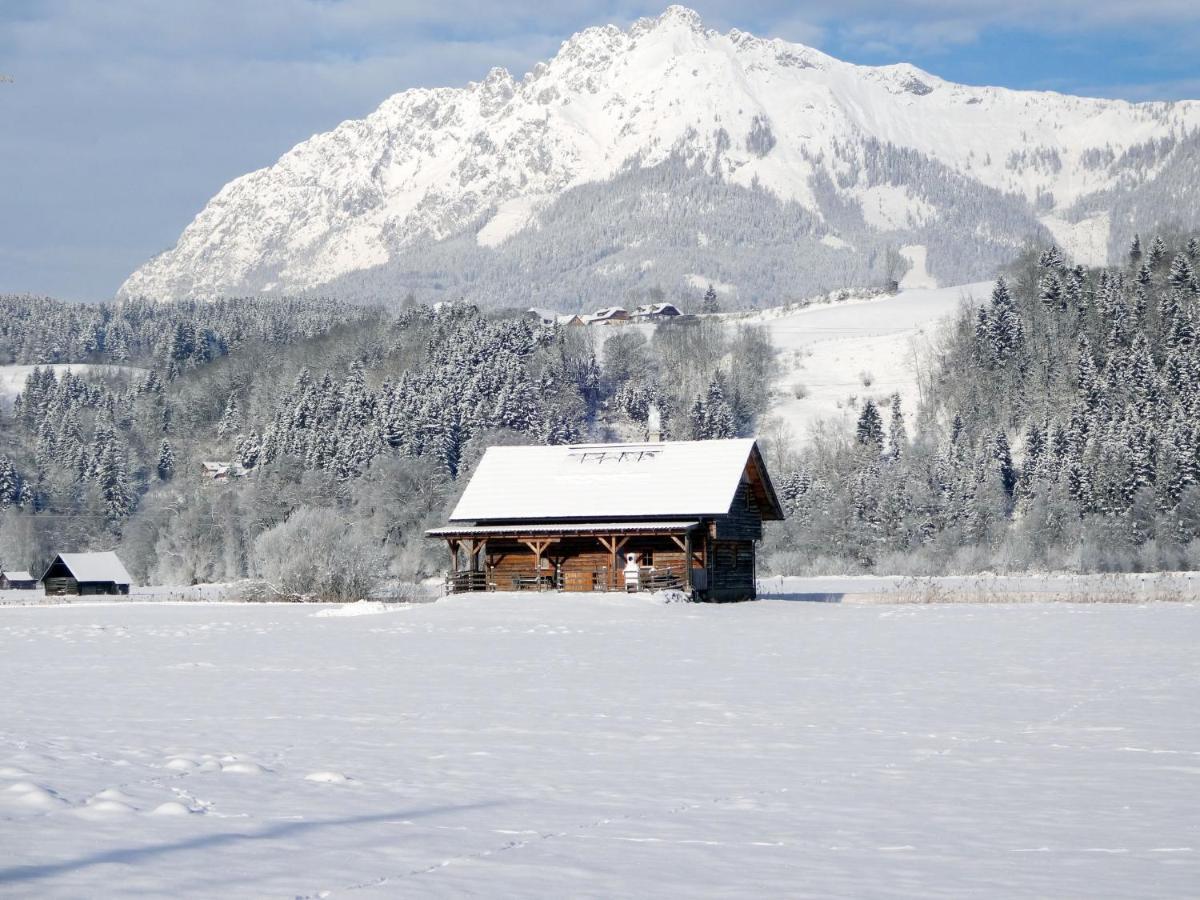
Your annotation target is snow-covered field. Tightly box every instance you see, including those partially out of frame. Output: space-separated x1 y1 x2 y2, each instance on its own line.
2 594 1198 897
762 572 1200 603
754 281 992 441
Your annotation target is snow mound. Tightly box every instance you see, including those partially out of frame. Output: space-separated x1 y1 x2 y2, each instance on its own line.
2 781 65 810
149 800 196 816
0 766 32 778
311 601 400 618
304 771 350 784
221 760 266 775
78 798 137 816
90 788 135 804
164 756 198 771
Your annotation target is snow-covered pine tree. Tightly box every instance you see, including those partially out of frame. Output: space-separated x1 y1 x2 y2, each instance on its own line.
855 400 884 453
887 394 906 461
157 439 175 480
217 393 242 438
1148 235 1168 272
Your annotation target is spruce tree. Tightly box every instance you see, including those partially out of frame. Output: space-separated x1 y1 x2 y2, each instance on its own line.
856 400 884 453
1168 253 1194 292
701 284 720 314
887 394 907 461
1148 235 1168 272
1129 234 1142 267
217 393 242 438
156 439 175 481
991 432 1017 499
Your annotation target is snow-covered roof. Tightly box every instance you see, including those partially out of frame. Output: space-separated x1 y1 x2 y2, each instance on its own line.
49 552 132 585
1 571 34 582
588 307 628 321
632 303 682 317
428 521 701 537
449 439 782 522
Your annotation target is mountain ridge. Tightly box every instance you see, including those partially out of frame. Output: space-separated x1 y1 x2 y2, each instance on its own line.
120 5 1200 306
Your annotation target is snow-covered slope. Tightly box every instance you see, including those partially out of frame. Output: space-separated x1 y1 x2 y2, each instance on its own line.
120 6 1200 305
753 281 992 441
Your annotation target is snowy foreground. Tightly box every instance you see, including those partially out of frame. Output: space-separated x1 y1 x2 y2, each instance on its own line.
2 595 1198 898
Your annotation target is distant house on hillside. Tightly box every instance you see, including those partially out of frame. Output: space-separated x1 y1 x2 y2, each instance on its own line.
525 308 558 327
41 552 132 596
426 438 784 601
527 308 590 327
0 570 37 590
631 302 683 321
586 307 630 326
200 460 249 481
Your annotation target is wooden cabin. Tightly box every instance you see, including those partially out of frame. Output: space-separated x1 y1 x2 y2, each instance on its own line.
0 570 37 590
427 438 784 601
41 552 132 596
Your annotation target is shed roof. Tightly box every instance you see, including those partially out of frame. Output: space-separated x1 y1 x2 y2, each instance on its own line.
46 552 132 585
449 439 784 523
1 571 34 582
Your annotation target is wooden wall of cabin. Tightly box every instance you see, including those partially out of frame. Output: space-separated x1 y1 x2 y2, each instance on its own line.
479 537 701 591
713 480 764 541
703 538 757 602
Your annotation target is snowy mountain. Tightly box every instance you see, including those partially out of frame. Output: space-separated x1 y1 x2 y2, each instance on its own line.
119 5 1200 307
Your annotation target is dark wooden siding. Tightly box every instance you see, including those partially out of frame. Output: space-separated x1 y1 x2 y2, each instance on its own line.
704 538 756 602
713 479 763 540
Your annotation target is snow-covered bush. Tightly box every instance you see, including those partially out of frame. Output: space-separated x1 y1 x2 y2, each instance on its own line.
252 506 386 601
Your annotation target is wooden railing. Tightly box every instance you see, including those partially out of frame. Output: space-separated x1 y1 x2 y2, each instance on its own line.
448 566 685 594
445 570 493 594
638 566 684 591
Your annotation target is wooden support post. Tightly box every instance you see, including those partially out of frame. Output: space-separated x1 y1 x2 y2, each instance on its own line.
683 532 693 592
597 535 629 591
447 539 459 573
520 539 558 590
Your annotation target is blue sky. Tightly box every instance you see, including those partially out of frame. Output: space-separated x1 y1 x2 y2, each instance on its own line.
2 1 1199 300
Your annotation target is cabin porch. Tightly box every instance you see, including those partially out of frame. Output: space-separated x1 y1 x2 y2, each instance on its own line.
428 522 708 596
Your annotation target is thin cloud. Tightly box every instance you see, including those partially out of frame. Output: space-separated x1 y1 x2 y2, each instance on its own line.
2 1 1199 298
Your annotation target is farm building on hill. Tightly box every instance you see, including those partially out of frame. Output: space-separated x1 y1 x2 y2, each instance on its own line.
0 570 37 590
631 302 683 321
41 552 132 596
427 438 784 601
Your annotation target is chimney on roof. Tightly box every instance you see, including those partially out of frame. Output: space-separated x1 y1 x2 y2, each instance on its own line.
647 404 662 443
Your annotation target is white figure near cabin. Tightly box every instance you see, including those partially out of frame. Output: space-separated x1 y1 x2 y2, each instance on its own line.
623 552 641 592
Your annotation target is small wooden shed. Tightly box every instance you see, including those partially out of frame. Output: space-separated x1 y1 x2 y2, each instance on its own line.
41 552 132 596
0 570 37 590
427 438 784 601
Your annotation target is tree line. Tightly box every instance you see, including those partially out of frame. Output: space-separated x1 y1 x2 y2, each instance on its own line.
764 234 1200 574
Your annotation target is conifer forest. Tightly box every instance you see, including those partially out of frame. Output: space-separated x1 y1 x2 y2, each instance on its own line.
1 233 1198 589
